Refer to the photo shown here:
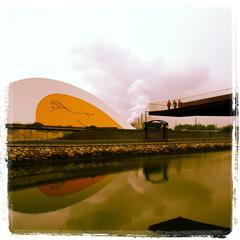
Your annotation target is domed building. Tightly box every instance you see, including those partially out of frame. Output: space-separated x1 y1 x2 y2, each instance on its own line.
7 78 132 129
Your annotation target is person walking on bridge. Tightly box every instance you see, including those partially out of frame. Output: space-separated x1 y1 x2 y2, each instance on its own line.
178 99 183 108
167 100 171 110
173 100 177 109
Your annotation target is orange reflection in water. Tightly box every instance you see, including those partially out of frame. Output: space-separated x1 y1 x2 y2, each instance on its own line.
39 176 104 197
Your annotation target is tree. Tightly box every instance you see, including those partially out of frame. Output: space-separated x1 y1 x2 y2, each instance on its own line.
220 125 233 132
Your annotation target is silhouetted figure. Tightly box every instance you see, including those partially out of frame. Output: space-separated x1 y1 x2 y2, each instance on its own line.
173 100 177 109
167 100 171 110
178 99 183 108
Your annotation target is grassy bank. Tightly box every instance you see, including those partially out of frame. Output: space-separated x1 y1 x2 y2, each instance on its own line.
59 128 231 140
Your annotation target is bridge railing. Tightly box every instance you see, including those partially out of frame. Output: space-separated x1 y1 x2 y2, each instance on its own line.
148 88 232 112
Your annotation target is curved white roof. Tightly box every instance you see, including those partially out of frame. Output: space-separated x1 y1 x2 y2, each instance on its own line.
7 78 133 129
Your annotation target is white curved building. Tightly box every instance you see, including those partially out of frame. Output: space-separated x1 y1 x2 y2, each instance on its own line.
7 78 133 129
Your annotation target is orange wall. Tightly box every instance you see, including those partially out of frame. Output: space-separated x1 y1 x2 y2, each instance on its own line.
36 94 121 128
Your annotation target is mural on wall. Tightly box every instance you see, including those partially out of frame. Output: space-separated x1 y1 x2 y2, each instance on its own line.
36 93 121 128
7 78 133 129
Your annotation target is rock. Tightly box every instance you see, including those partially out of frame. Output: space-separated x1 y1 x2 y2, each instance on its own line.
67 152 75 158
9 153 17 160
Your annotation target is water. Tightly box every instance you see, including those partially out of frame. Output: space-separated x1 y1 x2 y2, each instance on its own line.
9 151 232 235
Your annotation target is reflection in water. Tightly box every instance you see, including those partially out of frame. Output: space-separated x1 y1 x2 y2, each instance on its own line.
39 176 103 196
9 151 232 234
9 175 113 213
143 160 169 183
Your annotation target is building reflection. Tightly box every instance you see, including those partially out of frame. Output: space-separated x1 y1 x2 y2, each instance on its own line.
39 175 103 196
9 156 171 213
143 160 169 184
9 175 113 214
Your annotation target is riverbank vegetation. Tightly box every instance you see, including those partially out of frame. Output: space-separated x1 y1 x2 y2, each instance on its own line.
57 124 232 140
174 124 232 132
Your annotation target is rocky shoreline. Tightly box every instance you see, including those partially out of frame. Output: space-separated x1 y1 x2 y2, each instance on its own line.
7 141 231 163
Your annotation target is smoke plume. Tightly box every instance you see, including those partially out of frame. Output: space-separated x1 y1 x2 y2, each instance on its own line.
72 41 214 124
127 79 149 123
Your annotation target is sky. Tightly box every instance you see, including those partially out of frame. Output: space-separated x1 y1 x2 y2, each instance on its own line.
6 0 234 127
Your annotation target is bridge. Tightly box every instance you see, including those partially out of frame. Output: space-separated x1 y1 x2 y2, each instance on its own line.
148 89 234 117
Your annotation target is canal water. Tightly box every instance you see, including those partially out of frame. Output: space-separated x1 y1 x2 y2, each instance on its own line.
9 151 232 235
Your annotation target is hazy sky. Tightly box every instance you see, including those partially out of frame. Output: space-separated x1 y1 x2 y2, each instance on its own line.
7 0 233 127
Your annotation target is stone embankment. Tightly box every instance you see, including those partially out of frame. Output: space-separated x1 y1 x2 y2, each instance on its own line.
7 142 231 162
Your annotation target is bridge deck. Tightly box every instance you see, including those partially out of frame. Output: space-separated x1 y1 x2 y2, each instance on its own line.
149 94 233 117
